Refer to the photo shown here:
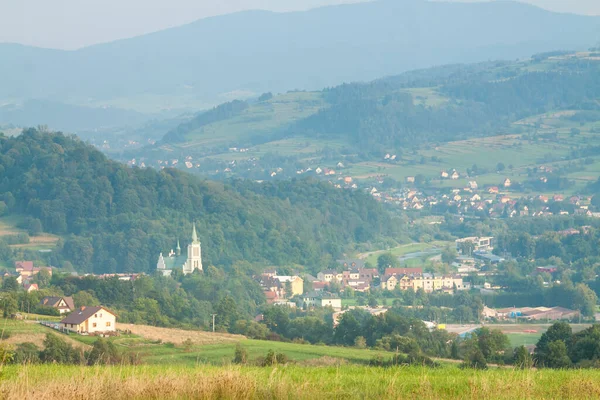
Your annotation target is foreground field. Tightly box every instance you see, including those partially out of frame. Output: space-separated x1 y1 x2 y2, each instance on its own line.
2 364 600 400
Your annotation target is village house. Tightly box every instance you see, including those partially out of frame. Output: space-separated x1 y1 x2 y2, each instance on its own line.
451 171 460 180
317 270 343 283
274 275 304 296
60 306 116 334
385 267 423 276
455 237 494 253
15 261 52 279
302 292 342 310
441 171 449 178
40 296 75 314
488 187 499 194
23 283 38 293
380 275 398 291
503 178 512 188
406 176 415 184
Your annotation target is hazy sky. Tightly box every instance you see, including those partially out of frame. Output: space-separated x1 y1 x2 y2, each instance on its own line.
1 0 598 50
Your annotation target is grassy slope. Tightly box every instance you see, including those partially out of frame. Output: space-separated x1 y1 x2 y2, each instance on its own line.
159 54 600 196
3 364 600 399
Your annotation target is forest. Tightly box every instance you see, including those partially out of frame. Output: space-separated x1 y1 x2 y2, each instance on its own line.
0 129 402 274
291 59 600 153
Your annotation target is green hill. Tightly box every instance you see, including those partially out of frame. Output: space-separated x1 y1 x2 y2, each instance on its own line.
0 129 402 274
142 51 600 191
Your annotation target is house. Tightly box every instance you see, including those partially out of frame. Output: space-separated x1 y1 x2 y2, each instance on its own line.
274 276 304 296
455 237 494 253
23 283 38 293
385 267 423 276
441 171 449 178
503 178 512 188
303 292 342 310
468 181 478 190
15 261 52 278
265 291 279 304
406 176 415 184
60 306 116 334
40 296 75 314
317 270 342 283
451 171 460 180
488 187 499 194
380 275 398 291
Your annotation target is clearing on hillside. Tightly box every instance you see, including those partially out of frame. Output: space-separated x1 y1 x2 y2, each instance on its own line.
116 323 244 345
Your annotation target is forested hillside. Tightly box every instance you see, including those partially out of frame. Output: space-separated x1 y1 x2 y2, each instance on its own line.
155 54 600 163
0 129 402 273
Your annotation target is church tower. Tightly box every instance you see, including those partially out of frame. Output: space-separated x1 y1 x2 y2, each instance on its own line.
183 222 202 274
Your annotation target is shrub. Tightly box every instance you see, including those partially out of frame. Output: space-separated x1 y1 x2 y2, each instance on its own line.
354 336 367 349
233 344 248 364
13 343 40 364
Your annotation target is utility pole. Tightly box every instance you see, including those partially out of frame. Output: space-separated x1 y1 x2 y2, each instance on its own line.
211 314 217 333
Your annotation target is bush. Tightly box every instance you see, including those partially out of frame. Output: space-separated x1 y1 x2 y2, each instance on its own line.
40 333 83 364
233 344 248 364
354 336 367 349
13 342 40 364
86 338 121 366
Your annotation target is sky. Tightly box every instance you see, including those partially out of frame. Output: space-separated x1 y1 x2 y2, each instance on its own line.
0 0 598 50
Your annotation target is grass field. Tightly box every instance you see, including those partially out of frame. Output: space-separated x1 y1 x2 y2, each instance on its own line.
360 241 450 266
0 215 60 251
3 364 600 399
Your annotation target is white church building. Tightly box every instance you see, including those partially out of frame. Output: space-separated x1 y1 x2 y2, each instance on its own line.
157 223 203 276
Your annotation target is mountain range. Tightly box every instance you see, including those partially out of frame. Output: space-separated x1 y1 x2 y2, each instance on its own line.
1 0 599 118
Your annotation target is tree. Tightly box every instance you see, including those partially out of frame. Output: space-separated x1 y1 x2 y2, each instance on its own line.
33 269 51 288
1 277 18 292
496 162 505 172
463 348 487 369
545 340 572 369
441 246 457 264
513 345 533 369
27 218 43 236
535 322 572 367
2 296 18 318
377 253 399 274
40 333 82 364
368 297 379 308
73 291 100 308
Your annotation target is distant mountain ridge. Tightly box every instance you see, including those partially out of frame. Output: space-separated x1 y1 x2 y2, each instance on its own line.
0 0 599 112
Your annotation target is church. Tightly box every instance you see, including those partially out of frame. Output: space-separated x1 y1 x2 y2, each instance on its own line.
156 223 203 276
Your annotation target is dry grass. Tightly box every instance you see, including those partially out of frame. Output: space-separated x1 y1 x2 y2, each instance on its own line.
116 323 244 345
1 333 90 351
2 364 600 400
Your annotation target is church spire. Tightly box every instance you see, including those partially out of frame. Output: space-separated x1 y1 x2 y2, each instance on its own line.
176 239 181 256
192 222 199 244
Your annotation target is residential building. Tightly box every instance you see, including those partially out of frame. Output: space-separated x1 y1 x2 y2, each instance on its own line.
317 270 342 283
455 237 494 253
274 276 304 296
385 267 423 276
380 275 398 291
40 296 75 314
23 283 38 293
303 292 342 310
60 306 116 334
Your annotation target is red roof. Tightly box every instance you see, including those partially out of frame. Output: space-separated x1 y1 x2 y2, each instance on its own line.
264 291 278 300
312 282 327 289
385 267 423 276
15 261 34 271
